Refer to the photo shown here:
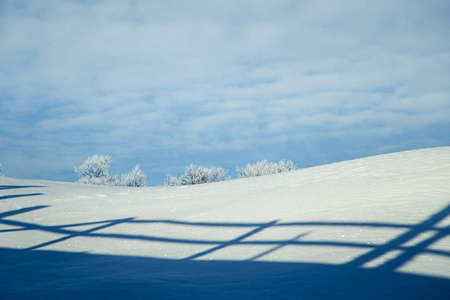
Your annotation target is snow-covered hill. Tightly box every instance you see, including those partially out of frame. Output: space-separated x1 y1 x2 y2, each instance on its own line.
1 147 449 299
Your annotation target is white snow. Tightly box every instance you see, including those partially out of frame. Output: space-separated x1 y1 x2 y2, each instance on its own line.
1 147 449 299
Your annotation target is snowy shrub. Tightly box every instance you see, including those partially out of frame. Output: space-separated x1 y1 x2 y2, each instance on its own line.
165 164 229 186
75 155 147 187
120 165 147 187
236 159 297 178
164 174 181 186
78 173 119 186
75 155 112 182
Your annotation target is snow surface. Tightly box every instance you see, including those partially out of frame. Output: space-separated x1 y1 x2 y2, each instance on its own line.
1 147 449 299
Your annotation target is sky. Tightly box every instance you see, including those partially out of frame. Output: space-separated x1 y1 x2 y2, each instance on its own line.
0 0 449 185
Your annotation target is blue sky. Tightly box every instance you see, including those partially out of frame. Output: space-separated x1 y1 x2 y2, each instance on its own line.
1 0 449 185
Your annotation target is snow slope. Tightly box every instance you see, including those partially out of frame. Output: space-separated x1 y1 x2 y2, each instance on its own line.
1 147 449 299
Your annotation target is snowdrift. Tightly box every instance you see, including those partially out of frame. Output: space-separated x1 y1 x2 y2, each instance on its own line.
1 147 449 299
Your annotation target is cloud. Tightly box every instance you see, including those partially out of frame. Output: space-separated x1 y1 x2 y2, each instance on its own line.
0 0 449 183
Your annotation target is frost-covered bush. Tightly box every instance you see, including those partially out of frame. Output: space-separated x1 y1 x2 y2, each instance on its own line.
165 164 229 186
120 165 147 187
78 173 119 186
75 155 147 187
164 174 182 186
236 159 297 178
75 155 112 182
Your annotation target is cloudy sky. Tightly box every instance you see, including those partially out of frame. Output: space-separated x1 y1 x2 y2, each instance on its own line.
1 0 449 185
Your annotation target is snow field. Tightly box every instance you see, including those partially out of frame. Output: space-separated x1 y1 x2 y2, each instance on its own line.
1 147 449 299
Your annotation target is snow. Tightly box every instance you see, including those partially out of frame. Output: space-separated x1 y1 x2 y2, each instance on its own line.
1 147 450 299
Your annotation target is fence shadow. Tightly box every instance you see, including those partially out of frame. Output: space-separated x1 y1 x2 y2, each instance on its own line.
0 184 47 201
1 196 449 299
0 193 44 201
0 185 47 190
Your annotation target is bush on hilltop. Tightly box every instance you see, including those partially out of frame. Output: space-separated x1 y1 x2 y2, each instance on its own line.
74 156 296 187
120 165 147 187
75 155 147 187
236 159 297 178
75 155 112 183
164 164 229 186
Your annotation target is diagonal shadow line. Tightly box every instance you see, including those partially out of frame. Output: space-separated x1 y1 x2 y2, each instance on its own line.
129 219 415 229
0 217 140 246
0 208 425 235
1 216 428 231
0 185 47 190
2 204 450 268
0 218 429 234
24 217 135 251
183 220 279 261
0 216 407 249
1 208 450 259
0 217 280 248
2 214 449 258
0 193 44 200
378 224 450 271
346 203 450 269
0 218 136 233
0 228 33 233
248 232 311 261
0 206 48 218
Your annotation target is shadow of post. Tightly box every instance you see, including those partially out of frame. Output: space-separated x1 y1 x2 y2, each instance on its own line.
346 204 450 271
0 184 47 201
0 185 47 190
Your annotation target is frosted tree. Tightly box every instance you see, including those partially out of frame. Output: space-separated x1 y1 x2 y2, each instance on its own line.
236 159 297 178
164 174 181 186
165 164 229 186
75 155 147 186
0 162 4 176
74 155 116 185
75 155 111 179
120 165 147 187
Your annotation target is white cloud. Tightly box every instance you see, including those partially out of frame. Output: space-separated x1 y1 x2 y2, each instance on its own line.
0 0 449 183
